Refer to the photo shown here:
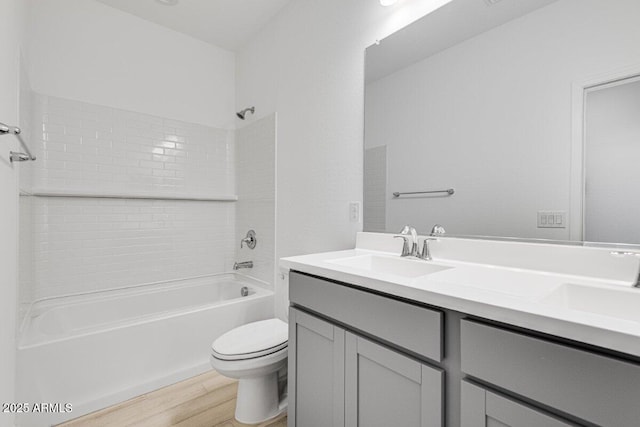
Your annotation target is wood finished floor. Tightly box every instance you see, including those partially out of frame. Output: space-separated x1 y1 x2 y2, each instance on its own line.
57 370 287 427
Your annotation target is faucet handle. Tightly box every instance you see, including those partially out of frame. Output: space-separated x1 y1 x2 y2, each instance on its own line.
241 230 257 249
394 235 411 257
419 236 439 261
430 224 446 236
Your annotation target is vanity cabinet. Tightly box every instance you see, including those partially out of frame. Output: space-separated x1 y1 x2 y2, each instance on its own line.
460 319 640 427
345 332 443 427
461 381 576 427
288 270 443 362
288 307 444 427
288 270 640 427
288 271 444 427
288 308 345 427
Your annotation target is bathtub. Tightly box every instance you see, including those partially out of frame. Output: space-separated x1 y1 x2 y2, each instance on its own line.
16 273 274 427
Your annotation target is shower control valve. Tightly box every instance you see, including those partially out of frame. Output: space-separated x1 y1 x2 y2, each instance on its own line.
241 230 257 249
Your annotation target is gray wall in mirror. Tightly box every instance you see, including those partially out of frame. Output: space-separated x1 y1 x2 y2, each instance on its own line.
363 0 640 245
585 77 640 244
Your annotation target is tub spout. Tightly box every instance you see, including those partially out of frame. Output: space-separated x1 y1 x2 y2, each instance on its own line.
234 261 253 270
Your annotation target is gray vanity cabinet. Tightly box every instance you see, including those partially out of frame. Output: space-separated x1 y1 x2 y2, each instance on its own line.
345 332 443 427
461 381 576 427
288 308 345 427
289 270 640 426
288 307 444 427
460 319 640 427
289 271 445 427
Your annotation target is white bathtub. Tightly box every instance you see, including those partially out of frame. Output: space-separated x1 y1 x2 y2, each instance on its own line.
16 273 274 427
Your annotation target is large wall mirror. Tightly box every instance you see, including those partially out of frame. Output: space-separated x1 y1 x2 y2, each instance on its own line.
363 0 640 246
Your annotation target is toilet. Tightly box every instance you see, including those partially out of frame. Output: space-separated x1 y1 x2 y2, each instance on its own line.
210 318 289 424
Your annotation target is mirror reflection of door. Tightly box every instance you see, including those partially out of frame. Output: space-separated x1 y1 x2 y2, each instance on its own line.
584 75 640 244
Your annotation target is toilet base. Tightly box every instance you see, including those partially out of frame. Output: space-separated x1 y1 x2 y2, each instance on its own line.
235 372 288 424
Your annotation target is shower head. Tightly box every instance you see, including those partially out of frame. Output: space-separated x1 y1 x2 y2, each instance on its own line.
236 107 255 120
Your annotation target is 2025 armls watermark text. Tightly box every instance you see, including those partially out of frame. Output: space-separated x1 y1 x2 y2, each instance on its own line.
2 403 72 414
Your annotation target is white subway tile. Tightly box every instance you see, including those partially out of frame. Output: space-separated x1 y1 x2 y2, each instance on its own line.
25 94 244 300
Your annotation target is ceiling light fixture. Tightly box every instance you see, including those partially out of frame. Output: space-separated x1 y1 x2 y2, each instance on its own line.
155 0 179 6
380 0 398 6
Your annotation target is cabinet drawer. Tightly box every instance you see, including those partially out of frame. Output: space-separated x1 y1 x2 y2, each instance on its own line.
461 319 640 427
461 380 576 427
290 271 443 362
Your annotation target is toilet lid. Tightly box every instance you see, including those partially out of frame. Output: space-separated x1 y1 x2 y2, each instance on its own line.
211 318 288 361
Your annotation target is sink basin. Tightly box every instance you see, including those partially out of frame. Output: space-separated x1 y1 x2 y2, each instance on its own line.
327 254 452 278
540 283 640 323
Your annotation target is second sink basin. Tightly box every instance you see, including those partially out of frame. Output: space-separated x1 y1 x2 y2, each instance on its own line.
540 283 640 323
327 254 452 278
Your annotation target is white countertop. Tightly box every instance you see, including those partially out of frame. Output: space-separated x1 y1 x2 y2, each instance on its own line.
280 233 640 357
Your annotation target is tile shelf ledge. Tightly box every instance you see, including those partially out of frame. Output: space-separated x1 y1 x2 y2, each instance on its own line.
20 188 238 202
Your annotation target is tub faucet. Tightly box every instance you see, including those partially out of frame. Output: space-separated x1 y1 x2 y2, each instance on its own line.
233 261 253 270
394 225 419 257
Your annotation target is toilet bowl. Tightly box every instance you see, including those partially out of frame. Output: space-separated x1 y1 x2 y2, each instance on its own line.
210 318 288 424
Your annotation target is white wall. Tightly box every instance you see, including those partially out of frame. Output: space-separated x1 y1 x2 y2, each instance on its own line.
0 0 29 424
365 0 640 240
28 0 235 129
236 0 451 318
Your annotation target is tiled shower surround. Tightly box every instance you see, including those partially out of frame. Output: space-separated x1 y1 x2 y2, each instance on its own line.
20 94 275 303
31 94 234 195
31 198 235 299
18 60 34 324
235 115 276 285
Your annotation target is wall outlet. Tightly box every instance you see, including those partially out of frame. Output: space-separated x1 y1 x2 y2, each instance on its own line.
349 202 361 223
537 211 567 228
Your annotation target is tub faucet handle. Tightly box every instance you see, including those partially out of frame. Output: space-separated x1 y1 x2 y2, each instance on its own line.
241 230 257 249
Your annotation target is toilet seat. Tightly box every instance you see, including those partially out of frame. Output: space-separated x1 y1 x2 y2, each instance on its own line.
211 318 288 361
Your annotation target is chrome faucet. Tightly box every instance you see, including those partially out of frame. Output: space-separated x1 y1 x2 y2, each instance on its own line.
395 225 419 257
419 225 446 261
233 261 253 270
419 237 437 261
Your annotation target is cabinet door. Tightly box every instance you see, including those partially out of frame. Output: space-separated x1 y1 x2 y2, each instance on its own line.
461 380 577 427
345 332 443 427
288 308 345 427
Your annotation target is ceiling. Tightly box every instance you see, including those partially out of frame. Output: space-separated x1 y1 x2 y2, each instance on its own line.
95 0 291 51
